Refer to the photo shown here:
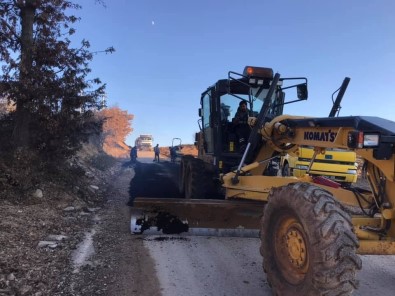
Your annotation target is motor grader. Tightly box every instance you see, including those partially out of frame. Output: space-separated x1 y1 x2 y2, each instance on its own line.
131 66 395 295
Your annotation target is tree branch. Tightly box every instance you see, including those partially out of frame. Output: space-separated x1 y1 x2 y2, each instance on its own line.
0 19 19 41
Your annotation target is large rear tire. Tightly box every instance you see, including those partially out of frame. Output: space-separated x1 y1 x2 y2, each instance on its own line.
260 182 361 296
179 155 195 195
184 158 206 199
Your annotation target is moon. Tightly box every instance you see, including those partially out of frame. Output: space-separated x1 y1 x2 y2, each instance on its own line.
152 20 155 25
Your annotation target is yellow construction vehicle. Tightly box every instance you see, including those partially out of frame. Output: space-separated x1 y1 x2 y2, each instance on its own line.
131 66 395 295
281 146 358 185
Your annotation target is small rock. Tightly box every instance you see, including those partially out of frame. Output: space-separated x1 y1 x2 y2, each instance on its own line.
46 235 68 241
87 207 101 213
32 189 43 198
7 273 16 281
37 241 58 248
89 185 99 190
20 285 32 295
63 206 75 212
85 171 94 178
48 244 59 249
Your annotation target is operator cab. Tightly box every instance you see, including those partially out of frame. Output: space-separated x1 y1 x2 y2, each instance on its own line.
199 66 307 174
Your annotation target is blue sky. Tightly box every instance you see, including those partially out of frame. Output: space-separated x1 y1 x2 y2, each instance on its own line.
74 0 395 146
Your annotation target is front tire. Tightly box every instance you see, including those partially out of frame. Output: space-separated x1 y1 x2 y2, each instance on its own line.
260 182 361 296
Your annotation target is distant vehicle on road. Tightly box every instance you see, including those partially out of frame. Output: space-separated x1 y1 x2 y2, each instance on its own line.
135 134 153 151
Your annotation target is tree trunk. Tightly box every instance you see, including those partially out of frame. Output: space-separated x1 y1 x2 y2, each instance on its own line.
12 0 38 148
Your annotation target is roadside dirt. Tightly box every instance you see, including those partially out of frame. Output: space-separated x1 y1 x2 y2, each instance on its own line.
0 152 162 296
65 161 161 296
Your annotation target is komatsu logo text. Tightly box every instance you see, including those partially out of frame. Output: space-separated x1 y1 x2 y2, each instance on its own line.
304 130 337 142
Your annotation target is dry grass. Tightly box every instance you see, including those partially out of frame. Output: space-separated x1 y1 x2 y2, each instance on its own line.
159 144 198 158
103 140 130 158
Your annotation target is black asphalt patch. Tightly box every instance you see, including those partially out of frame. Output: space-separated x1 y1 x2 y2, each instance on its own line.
128 161 182 205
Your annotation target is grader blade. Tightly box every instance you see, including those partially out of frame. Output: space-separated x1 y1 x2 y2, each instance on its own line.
129 198 264 237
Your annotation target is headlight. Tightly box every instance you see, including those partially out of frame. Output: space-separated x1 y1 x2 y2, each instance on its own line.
347 169 357 175
364 134 379 147
348 131 380 148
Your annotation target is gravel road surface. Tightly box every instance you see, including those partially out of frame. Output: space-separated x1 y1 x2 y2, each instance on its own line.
143 235 271 296
140 233 395 296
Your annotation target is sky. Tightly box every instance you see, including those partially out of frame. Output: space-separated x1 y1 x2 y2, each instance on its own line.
73 0 395 147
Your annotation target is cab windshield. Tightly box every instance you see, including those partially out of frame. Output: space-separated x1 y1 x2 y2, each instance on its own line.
219 86 278 122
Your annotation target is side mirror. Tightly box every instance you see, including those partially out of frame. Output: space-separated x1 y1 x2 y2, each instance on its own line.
198 108 202 117
297 84 308 100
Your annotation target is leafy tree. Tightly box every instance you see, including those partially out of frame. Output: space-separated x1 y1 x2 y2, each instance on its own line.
0 0 114 158
99 106 134 145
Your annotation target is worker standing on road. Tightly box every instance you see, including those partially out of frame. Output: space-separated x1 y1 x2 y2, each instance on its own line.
130 146 138 164
153 144 160 162
232 100 250 152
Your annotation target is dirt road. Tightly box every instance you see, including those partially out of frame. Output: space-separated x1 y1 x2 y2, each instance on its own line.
70 151 395 296
141 236 395 296
143 235 271 295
